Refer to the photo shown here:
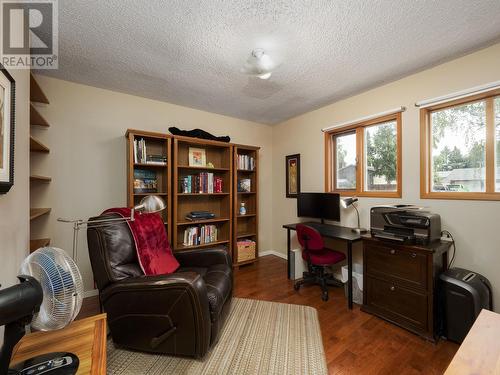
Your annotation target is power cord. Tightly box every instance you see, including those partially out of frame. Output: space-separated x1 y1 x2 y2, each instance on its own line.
441 230 456 268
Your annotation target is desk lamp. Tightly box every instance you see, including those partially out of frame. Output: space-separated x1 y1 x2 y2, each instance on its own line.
340 197 368 234
57 195 167 261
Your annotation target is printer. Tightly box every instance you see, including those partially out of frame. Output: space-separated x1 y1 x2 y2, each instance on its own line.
370 205 441 244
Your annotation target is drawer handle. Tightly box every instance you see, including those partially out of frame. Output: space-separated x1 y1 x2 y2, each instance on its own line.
390 249 396 255
390 286 395 291
411 253 417 258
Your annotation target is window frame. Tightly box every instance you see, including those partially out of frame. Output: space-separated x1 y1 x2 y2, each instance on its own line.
325 112 402 198
420 88 500 201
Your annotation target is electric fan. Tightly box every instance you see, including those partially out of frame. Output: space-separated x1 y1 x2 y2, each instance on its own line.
0 247 84 375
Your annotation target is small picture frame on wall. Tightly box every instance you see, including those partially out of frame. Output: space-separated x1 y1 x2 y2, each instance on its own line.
188 147 206 167
286 154 300 198
0 65 15 194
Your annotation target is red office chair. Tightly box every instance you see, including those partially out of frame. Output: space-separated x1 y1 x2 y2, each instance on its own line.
294 224 345 301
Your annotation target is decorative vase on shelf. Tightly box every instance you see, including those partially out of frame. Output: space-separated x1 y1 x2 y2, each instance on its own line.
239 202 246 215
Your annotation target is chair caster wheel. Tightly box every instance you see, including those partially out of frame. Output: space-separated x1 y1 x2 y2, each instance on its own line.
294 283 300 291
321 292 329 301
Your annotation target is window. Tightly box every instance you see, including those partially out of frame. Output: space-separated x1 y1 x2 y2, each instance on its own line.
334 132 356 190
325 112 402 197
496 97 500 192
420 90 500 200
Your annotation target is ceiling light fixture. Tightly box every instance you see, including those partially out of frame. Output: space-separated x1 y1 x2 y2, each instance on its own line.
241 49 276 80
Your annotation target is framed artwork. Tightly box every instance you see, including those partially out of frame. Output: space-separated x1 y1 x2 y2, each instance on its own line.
188 147 206 167
286 154 300 198
0 66 15 194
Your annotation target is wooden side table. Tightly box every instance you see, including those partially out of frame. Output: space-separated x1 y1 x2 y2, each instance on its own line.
445 309 500 375
11 314 107 375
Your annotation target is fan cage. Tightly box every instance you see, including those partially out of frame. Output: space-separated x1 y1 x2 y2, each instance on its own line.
20 247 84 331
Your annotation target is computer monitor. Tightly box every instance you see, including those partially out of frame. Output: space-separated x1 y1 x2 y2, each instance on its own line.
297 192 340 223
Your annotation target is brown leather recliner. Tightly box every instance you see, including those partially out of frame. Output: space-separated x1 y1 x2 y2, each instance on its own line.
86 213 233 358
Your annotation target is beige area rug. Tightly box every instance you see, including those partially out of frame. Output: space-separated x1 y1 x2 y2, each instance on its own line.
107 297 328 375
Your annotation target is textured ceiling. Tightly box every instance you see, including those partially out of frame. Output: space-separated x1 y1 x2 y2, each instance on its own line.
41 0 500 124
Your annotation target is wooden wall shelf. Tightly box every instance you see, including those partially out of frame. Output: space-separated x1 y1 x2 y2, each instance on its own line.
30 208 51 221
30 136 50 153
30 74 50 104
30 175 52 183
30 104 50 127
30 238 50 252
30 74 52 258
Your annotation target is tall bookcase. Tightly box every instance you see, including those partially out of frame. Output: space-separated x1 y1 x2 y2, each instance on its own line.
233 145 259 266
125 129 172 238
173 136 233 252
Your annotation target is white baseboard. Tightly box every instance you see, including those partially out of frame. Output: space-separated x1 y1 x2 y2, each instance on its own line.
258 250 288 260
84 289 99 298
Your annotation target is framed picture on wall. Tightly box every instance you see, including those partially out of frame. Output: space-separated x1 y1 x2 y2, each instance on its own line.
0 65 15 194
286 154 300 198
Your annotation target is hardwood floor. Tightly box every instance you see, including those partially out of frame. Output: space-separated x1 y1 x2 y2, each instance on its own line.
79 255 459 374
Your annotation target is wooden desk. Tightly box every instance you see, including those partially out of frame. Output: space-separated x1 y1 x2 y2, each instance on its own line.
283 222 362 309
445 309 500 375
11 314 107 375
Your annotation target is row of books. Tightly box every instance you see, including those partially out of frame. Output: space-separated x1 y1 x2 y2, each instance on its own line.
237 154 255 171
183 225 218 246
134 169 158 193
180 173 223 194
133 138 167 165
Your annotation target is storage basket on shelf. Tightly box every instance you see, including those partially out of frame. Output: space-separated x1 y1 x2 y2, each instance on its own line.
237 240 256 262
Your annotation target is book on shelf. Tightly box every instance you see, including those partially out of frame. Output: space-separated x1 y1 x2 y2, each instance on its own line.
134 169 158 193
133 138 167 165
237 154 255 171
185 211 216 221
180 173 223 194
183 225 218 246
237 178 251 192
145 154 167 165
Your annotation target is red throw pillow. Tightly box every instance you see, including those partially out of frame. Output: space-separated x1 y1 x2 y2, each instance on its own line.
102 208 179 275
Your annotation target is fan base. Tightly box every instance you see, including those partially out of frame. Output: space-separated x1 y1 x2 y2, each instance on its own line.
9 352 78 375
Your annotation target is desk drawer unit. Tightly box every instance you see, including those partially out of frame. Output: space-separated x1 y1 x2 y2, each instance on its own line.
364 243 428 290
366 276 428 332
362 236 450 341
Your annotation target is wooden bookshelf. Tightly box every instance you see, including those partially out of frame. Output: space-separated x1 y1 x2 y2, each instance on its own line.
126 129 172 237
233 145 260 266
29 74 51 250
173 136 233 252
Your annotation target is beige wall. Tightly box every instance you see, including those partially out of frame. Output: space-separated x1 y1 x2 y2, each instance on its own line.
0 67 30 341
0 68 30 286
31 76 273 292
272 43 500 311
